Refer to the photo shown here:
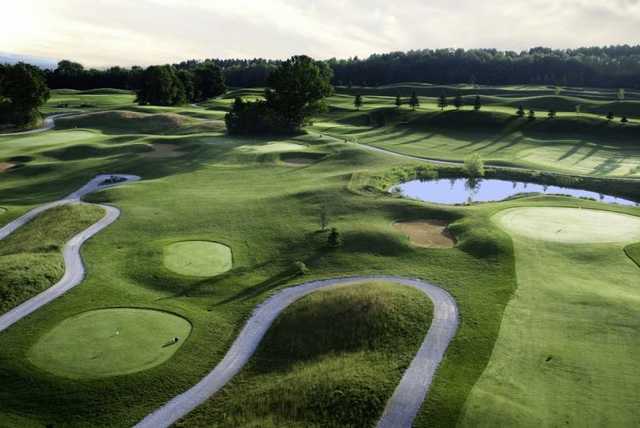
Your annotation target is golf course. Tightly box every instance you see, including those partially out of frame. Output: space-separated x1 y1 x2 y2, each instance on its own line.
1 77 639 428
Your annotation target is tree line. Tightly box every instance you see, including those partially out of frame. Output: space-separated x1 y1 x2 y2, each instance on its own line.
40 45 640 91
0 63 49 128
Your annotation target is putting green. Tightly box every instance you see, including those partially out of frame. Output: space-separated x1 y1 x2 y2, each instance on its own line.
494 207 640 244
28 308 191 379
164 240 232 277
236 142 306 153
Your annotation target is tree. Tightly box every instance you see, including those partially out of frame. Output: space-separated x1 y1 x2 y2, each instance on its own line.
621 116 628 123
516 105 525 118
528 109 536 120
408 91 419 110
327 228 342 248
617 88 625 101
473 96 482 111
0 63 50 127
606 111 614 121
575 104 582 116
320 205 329 230
438 94 448 111
453 94 463 110
193 63 226 101
548 109 556 119
264 55 334 131
395 95 402 108
136 65 186 106
177 70 196 103
464 154 485 178
354 94 363 110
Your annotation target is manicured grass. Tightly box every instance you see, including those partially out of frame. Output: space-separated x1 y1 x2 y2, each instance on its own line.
459 207 640 427
178 281 433 428
310 107 640 177
28 308 192 379
1 83 640 427
164 241 232 277
0 204 104 315
625 242 640 267
235 141 307 153
496 207 640 243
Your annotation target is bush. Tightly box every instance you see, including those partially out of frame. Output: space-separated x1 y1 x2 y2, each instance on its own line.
327 228 342 248
292 261 309 275
464 154 485 178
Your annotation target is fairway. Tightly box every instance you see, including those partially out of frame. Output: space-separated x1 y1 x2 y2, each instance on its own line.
163 241 232 277
495 207 640 243
28 308 192 379
460 207 640 427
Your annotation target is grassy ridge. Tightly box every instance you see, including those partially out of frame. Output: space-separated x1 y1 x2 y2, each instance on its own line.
0 204 104 315
178 281 433 428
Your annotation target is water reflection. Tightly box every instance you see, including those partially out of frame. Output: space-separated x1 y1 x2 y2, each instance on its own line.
392 178 638 206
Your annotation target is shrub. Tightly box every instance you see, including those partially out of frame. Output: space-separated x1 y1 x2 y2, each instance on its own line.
292 261 309 275
327 228 342 248
464 154 485 178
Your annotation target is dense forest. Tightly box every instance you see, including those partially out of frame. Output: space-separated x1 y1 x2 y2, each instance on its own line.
41 45 640 91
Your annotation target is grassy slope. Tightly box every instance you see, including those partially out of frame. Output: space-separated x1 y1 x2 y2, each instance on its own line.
0 86 639 426
0 116 514 427
460 208 640 427
178 281 433 428
311 97 640 178
625 242 640 267
0 204 104 315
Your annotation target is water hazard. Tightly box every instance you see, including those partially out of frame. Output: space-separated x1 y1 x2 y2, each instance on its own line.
392 178 638 206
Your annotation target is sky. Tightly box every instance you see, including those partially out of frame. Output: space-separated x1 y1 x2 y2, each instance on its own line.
2 0 640 68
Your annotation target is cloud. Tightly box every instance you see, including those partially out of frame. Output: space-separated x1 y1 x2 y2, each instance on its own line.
1 0 639 67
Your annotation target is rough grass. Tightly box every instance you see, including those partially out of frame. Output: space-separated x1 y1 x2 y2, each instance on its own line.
460 207 640 427
177 281 433 428
0 204 104 315
54 110 192 134
28 308 192 379
163 241 233 277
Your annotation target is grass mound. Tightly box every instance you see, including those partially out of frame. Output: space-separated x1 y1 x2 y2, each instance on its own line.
28 308 192 378
54 110 193 134
495 207 640 244
280 151 326 165
0 204 104 315
163 241 232 277
179 281 433 427
393 220 456 248
624 242 640 268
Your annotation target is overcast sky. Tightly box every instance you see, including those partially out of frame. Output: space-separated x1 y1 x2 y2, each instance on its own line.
2 0 639 67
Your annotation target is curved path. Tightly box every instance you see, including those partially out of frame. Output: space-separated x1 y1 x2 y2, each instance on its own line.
0 174 140 332
0 112 83 137
136 275 458 428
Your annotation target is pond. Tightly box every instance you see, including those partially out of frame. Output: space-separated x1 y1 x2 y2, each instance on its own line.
391 178 638 206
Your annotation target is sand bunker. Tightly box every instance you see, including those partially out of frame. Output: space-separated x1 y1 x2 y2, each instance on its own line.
0 162 15 172
145 144 182 158
394 220 456 248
